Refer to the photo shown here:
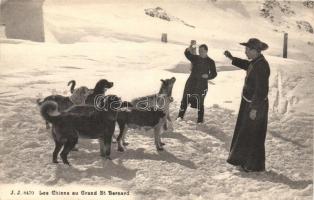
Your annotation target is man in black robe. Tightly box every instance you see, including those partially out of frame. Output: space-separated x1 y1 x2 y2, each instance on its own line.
224 38 270 172
178 44 217 123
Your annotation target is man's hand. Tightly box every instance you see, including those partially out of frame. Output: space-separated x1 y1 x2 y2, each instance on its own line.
201 74 209 79
249 109 257 120
187 45 196 53
224 50 233 60
190 40 196 48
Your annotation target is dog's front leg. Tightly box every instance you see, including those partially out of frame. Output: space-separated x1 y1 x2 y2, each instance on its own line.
98 138 106 157
102 137 112 160
60 137 78 165
154 119 164 151
159 117 167 146
122 125 129 146
167 113 174 131
163 112 173 132
52 128 62 163
163 118 168 130
117 124 128 152
154 128 161 151
53 141 62 163
102 121 115 160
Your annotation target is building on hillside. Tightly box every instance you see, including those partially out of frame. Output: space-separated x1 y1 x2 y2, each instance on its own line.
0 0 45 42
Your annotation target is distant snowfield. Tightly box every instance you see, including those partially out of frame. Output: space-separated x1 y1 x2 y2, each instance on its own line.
0 1 313 200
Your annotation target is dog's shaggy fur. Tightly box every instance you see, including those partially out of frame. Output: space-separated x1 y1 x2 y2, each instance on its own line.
116 77 176 152
67 80 92 105
37 79 113 129
40 95 122 165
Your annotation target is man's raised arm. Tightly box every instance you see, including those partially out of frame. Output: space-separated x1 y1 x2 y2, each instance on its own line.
224 50 250 70
184 47 197 62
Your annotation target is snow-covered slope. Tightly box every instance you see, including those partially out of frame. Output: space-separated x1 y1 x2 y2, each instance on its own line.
0 1 313 200
43 0 314 61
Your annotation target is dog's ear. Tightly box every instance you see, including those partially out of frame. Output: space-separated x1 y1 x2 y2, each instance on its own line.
160 79 165 83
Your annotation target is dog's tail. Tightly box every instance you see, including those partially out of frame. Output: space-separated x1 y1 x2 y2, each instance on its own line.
68 80 76 94
40 101 61 123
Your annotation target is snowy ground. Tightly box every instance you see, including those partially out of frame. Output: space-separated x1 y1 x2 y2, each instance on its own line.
0 1 313 200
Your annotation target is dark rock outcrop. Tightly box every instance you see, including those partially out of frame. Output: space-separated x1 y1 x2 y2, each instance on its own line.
303 0 314 8
144 7 195 28
296 21 313 33
145 7 171 21
260 0 295 21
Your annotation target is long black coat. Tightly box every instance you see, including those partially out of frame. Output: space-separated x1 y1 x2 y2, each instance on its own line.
182 48 217 108
227 55 270 171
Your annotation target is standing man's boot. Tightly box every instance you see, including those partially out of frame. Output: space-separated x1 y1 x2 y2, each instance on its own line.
177 101 187 119
197 105 204 123
178 107 186 119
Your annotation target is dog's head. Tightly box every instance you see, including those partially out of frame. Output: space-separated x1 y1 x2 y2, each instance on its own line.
159 77 176 97
94 79 114 94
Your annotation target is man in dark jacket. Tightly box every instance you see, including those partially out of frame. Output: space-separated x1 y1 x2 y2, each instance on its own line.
224 38 270 172
178 44 217 123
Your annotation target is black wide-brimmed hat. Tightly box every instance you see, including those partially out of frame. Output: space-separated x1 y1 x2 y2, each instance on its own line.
240 38 269 51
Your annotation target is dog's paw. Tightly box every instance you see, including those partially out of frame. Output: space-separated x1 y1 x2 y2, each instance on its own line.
117 146 125 152
168 126 174 132
157 147 164 151
63 161 71 165
104 156 112 160
160 142 165 146
53 160 59 164
123 142 129 146
71 147 79 151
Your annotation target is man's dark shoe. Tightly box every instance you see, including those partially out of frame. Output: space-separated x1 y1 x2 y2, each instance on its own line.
176 116 184 121
241 165 265 173
177 111 185 119
197 117 204 123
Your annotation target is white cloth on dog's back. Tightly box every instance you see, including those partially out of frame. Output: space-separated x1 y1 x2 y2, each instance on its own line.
69 87 93 105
